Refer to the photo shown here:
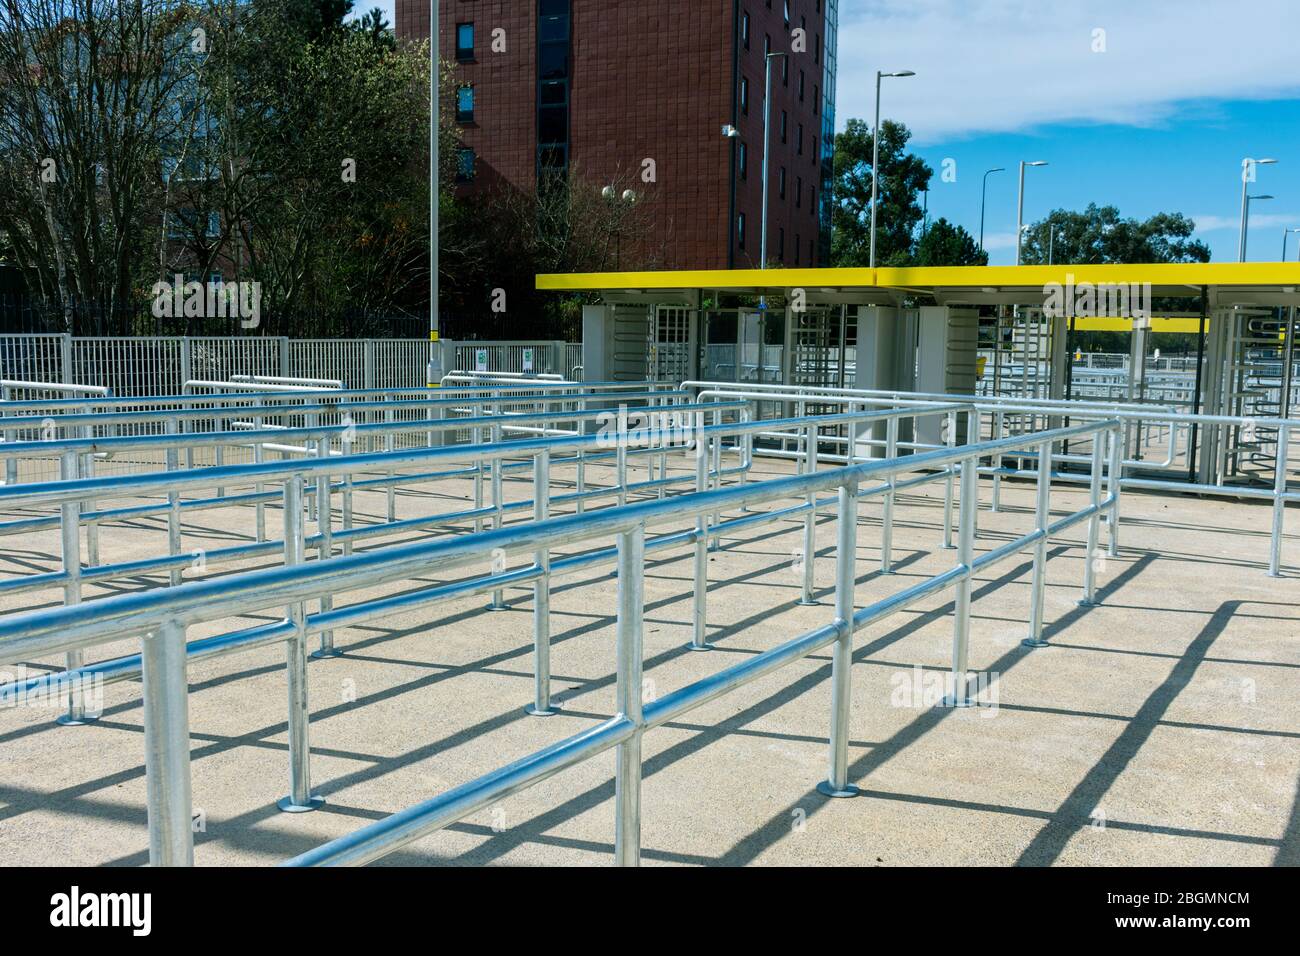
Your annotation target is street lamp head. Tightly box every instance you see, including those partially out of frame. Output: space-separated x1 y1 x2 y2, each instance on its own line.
1025 161 1049 167
1250 194 1275 201
987 167 1006 173
880 70 915 78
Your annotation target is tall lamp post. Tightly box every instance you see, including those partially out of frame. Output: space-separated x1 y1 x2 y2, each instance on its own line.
869 69 915 268
1283 227 1300 262
1015 160 1048 266
979 167 1004 255
427 0 441 388
1238 158 1277 261
1243 194 1275 261
760 51 787 271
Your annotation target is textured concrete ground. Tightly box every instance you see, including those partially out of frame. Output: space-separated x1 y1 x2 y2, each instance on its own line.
0 450 1297 867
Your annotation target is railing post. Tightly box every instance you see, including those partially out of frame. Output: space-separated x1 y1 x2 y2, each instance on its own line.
991 410 1003 512
614 523 645 867
943 455 978 707
526 450 558 715
818 479 860 798
615 405 629 506
141 620 194 865
164 418 184 586
688 412 710 651
487 421 507 611
386 405 398 524
1269 423 1290 577
312 436 341 659
1079 433 1106 605
797 422 818 605
253 413 266 542
279 476 324 812
1022 439 1054 648
56 450 96 725
881 415 898 573
341 433 354 558
942 410 957 549
1107 423 1122 557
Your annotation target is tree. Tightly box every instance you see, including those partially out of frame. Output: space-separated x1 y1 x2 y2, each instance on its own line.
0 0 206 327
1020 203 1210 265
829 118 931 267
913 217 987 266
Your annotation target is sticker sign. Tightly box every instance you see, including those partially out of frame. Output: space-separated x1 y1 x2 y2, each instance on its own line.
475 348 489 372
522 348 534 372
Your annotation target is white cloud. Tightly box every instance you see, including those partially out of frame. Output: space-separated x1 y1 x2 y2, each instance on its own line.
836 0 1300 143
1191 211 1298 232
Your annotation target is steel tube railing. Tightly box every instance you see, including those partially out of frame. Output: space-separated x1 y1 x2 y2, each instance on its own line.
0 415 1116 866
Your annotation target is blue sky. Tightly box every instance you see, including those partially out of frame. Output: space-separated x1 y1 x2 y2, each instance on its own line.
353 0 1300 265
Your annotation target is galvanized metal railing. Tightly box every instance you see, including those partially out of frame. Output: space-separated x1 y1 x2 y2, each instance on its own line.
0 414 1120 865
687 381 1297 577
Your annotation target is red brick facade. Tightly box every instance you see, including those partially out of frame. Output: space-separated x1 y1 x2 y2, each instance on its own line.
398 0 832 270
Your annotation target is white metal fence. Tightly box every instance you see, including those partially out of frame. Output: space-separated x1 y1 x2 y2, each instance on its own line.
0 335 585 395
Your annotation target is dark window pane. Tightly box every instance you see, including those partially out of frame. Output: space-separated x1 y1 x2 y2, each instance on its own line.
538 105 567 144
539 43 568 79
540 81 567 105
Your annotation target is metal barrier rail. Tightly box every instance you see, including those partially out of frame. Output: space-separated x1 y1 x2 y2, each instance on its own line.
1 379 112 397
688 382 1297 577
0 400 753 604
0 379 681 417
0 416 1119 865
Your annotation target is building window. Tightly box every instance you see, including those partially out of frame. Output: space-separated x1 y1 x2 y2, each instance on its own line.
456 86 474 123
797 123 804 155
742 11 750 49
779 166 786 199
456 148 475 182
811 185 817 214
780 111 787 144
764 33 771 57
814 84 819 115
784 0 790 28
456 23 474 60
740 76 749 114
799 70 805 101
812 136 818 163
739 141 747 179
782 57 788 86
794 233 800 265
537 0 572 181
778 228 785 261
816 32 821 64
738 212 747 249
796 175 803 207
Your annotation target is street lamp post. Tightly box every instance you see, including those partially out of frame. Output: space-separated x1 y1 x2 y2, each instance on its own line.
760 52 786 271
1243 194 1275 261
1283 227 1300 262
1015 160 1048 266
979 167 1005 255
1238 158 1278 262
427 0 441 388
869 70 915 269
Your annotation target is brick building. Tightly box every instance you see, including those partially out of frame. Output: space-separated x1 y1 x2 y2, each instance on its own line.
396 0 839 269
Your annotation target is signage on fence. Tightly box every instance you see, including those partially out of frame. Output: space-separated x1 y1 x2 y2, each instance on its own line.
475 348 488 372
522 348 534 372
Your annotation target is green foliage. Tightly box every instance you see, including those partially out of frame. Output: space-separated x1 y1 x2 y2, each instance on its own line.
830 118 932 266
913 217 988 267
1020 203 1211 265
